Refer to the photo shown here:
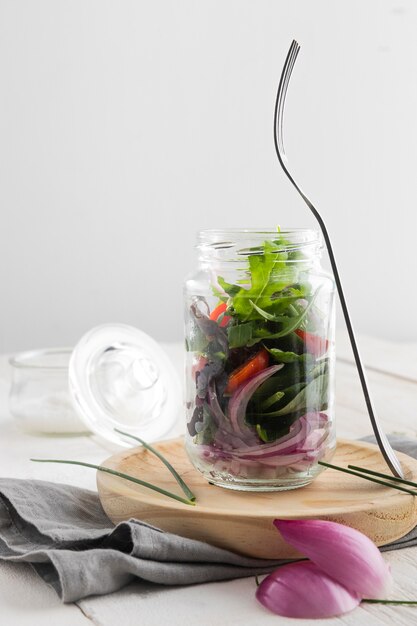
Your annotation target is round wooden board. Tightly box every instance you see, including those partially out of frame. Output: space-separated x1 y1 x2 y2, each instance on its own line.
97 438 417 559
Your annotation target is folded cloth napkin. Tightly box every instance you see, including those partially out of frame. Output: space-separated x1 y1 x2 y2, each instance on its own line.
0 481 288 603
0 435 416 603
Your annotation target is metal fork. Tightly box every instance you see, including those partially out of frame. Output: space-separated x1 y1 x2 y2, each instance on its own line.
274 40 403 478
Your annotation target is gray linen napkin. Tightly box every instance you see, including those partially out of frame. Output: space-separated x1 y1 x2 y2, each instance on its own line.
0 479 287 603
0 435 415 603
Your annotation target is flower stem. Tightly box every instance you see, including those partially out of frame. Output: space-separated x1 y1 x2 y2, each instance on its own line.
114 429 195 501
31 459 195 506
318 461 417 496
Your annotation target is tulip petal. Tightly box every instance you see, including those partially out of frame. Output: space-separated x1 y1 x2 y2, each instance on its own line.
256 561 361 619
274 519 392 599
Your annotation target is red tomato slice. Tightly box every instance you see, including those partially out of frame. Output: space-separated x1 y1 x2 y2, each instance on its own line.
225 349 269 395
295 329 329 357
210 302 231 328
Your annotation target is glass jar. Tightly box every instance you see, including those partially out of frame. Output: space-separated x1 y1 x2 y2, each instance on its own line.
184 229 336 491
9 348 88 435
8 326 182 442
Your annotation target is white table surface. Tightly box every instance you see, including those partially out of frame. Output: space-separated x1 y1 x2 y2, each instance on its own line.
1 335 417 626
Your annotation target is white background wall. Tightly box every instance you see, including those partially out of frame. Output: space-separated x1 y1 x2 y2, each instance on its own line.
0 0 415 353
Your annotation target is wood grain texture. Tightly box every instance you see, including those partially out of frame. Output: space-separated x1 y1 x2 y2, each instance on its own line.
97 437 417 559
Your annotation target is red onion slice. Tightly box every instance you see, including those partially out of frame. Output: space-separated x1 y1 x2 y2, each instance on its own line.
296 429 329 453
228 412 328 459
231 417 309 459
228 364 283 437
229 417 304 455
238 452 307 467
207 381 252 449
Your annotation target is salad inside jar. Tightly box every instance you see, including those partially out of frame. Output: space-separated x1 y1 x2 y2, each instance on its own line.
185 232 335 490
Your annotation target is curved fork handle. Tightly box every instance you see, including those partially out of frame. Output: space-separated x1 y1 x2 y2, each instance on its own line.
273 40 404 478
310 213 403 479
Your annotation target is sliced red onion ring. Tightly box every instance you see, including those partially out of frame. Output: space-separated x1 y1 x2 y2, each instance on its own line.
214 429 250 450
227 417 305 455
230 417 309 459
207 382 252 449
305 411 329 429
207 382 228 428
296 429 329 453
227 412 328 459
228 364 283 437
247 452 307 467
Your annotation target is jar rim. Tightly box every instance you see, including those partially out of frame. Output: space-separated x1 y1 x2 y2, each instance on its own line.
9 348 72 370
198 227 318 236
197 228 322 260
198 227 320 243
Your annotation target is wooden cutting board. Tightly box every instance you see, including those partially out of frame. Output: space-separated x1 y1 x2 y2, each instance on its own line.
97 438 417 559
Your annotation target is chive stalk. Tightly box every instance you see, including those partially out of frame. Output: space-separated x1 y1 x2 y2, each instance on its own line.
114 428 195 502
31 459 195 506
318 461 417 496
348 465 417 490
362 599 417 605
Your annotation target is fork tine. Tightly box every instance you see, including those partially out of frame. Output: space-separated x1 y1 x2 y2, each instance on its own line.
281 41 300 97
275 41 300 157
279 44 299 133
279 46 299 153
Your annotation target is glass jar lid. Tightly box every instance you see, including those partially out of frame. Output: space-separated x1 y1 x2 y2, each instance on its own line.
69 324 181 446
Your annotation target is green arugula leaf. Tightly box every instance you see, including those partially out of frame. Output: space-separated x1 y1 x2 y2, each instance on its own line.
247 240 287 304
217 276 241 298
227 322 254 348
257 373 328 418
306 359 329 381
247 288 321 345
265 347 314 365
261 389 285 410
221 240 300 322
249 299 289 322
211 285 228 303
252 413 301 441
267 289 309 315
249 360 313 404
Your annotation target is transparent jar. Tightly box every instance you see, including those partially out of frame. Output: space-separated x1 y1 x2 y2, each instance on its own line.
8 326 181 442
9 348 88 435
184 229 336 491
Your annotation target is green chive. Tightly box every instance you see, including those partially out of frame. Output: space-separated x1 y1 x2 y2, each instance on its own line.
362 599 417 605
114 429 196 502
348 465 417 490
255 575 260 587
30 459 195 506
318 461 417 496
